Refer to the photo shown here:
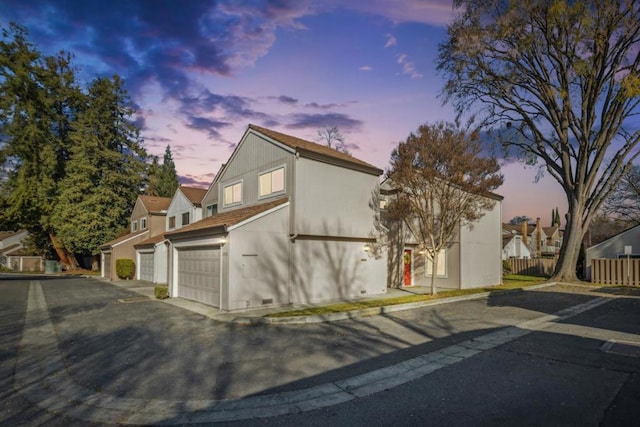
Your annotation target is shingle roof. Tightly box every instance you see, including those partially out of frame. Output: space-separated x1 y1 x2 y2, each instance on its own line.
0 243 21 255
139 195 172 213
134 234 167 248
248 124 383 175
179 186 207 206
166 197 288 237
100 229 149 249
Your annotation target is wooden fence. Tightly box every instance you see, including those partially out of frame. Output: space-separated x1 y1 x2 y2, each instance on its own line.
0 255 44 272
591 258 640 286
506 258 556 277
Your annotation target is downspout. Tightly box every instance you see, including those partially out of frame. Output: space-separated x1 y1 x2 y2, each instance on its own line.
220 232 227 311
288 152 299 305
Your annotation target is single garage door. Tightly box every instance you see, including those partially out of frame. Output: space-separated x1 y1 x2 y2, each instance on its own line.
177 246 221 307
139 252 154 282
103 252 112 279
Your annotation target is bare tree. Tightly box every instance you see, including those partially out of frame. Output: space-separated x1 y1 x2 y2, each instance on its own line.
386 122 503 294
603 164 640 224
438 0 640 282
316 126 350 154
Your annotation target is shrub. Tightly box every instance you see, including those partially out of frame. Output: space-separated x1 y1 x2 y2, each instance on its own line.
154 285 169 299
115 259 135 280
502 259 512 274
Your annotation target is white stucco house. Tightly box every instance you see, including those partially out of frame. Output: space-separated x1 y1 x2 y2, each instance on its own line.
164 124 387 311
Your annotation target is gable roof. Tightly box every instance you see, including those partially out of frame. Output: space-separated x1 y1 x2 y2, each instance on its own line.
166 197 289 238
248 124 383 176
502 223 533 236
179 186 207 206
100 229 149 249
139 195 172 214
134 234 167 249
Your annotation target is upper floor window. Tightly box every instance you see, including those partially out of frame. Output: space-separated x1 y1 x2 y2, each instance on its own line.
140 218 147 230
379 199 388 210
224 181 242 206
259 167 285 198
131 221 138 232
206 204 218 217
182 212 190 226
168 216 176 229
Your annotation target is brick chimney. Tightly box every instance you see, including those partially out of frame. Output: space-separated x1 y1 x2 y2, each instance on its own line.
521 220 528 246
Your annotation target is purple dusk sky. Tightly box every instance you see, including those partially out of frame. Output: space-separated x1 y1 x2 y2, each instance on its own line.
0 0 568 224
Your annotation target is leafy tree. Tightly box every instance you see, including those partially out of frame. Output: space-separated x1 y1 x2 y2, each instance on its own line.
52 76 147 269
509 216 532 226
439 0 640 282
603 164 640 224
587 213 633 247
0 23 82 267
146 145 179 197
316 126 351 154
386 122 503 294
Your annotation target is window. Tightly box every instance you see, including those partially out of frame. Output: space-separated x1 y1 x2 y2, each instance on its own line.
224 182 242 206
182 212 190 226
379 199 388 210
168 216 176 229
259 167 285 197
425 250 447 277
132 221 138 232
140 218 147 230
206 204 218 217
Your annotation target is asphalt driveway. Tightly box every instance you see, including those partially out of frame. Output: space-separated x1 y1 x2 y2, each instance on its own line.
2 274 640 425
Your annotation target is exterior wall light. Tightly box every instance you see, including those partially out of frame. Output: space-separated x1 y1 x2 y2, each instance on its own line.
363 244 371 252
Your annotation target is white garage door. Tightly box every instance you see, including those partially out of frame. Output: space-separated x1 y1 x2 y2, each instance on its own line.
103 252 112 279
177 246 221 307
139 252 154 282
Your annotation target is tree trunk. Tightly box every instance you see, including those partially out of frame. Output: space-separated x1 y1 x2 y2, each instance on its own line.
49 232 79 271
91 254 100 272
431 255 438 295
551 202 585 283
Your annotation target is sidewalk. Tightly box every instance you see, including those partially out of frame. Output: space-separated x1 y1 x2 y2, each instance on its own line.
103 276 556 325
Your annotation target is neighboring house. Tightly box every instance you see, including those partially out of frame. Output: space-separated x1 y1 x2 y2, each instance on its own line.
379 180 503 290
0 230 36 270
133 186 207 284
100 195 171 280
585 223 640 280
502 223 533 260
164 124 387 311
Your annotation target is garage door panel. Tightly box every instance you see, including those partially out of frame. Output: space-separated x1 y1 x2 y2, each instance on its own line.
177 246 220 307
139 252 154 282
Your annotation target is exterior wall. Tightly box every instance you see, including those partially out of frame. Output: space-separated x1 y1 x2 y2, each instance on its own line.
154 242 168 284
148 214 166 237
585 225 640 280
166 191 201 231
225 206 290 311
459 200 503 288
103 232 149 280
291 238 387 304
130 199 147 231
294 157 379 238
201 184 219 216
410 241 462 289
216 132 294 213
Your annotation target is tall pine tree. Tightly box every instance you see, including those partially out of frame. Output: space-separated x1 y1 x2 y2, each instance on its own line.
148 145 179 197
52 76 147 269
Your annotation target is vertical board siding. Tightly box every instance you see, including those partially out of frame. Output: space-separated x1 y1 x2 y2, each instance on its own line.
507 258 556 277
591 259 640 286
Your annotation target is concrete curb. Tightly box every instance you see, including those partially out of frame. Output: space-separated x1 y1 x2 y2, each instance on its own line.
230 282 560 325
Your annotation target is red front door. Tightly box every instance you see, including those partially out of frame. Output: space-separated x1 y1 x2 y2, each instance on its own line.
403 249 412 286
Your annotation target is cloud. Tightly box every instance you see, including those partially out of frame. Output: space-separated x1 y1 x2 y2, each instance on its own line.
397 53 423 79
384 33 397 48
326 0 456 27
179 173 213 188
274 95 299 104
285 113 363 132
186 117 232 139
360 65 372 72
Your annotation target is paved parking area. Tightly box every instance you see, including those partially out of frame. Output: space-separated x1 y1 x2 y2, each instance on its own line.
2 274 640 425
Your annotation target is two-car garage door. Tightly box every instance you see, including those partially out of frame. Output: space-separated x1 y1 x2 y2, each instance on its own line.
177 246 221 307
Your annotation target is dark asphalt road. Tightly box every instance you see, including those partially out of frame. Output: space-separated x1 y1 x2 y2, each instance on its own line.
2 274 640 425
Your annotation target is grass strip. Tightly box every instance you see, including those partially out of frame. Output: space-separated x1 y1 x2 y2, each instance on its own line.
266 275 549 318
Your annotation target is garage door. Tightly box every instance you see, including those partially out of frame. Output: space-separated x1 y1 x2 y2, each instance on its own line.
103 252 112 279
139 252 154 282
177 246 221 307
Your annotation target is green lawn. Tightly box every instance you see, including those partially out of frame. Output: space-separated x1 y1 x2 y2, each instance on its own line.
266 274 549 318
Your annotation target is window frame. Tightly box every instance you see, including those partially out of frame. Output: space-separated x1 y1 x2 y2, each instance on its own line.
223 180 243 207
425 249 447 278
181 211 190 226
131 221 138 232
206 204 218 217
258 166 286 199
168 216 176 229
140 218 147 230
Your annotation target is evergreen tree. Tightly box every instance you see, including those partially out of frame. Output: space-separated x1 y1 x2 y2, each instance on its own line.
52 76 147 268
147 145 180 197
0 23 81 267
